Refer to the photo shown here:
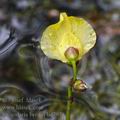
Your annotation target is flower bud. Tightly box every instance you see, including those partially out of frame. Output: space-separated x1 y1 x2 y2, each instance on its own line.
73 80 88 92
64 47 79 62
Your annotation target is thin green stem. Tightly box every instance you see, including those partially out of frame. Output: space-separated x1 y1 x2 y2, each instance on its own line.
72 60 77 81
66 86 72 120
66 60 77 120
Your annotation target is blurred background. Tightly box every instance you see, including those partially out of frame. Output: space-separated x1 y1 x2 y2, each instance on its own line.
0 0 120 120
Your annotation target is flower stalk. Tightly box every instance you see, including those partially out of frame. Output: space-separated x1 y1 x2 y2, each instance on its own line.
66 60 77 120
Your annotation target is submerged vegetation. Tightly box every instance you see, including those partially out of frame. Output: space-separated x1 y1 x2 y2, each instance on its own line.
0 0 120 120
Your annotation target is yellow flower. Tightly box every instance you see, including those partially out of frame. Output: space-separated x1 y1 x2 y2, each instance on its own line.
40 12 96 63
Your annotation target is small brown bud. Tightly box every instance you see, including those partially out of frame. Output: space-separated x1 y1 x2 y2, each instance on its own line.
64 47 79 61
73 80 88 92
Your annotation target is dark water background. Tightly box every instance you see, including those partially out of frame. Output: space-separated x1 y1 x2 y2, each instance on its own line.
0 0 120 120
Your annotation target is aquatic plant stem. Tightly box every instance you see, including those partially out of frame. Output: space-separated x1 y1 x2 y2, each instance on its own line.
66 60 77 120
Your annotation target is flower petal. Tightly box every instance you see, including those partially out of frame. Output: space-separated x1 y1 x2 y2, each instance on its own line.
69 17 96 54
40 13 71 61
